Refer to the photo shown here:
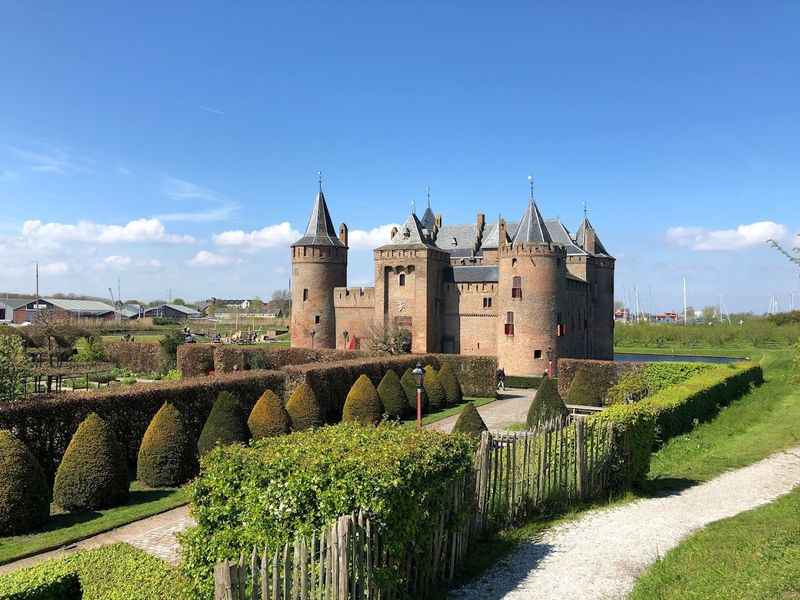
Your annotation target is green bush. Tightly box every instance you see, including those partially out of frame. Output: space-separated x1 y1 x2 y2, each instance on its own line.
376 370 407 419
197 392 249 456
423 365 446 409
591 402 656 492
452 402 487 440
159 330 185 370
794 338 800 382
438 363 462 405
342 374 383 425
607 362 714 405
400 368 427 413
504 375 541 389
0 334 31 403
566 367 606 407
285 383 323 431
0 560 81 600
73 336 105 363
180 423 473 597
526 376 568 429
606 371 650 405
53 413 129 512
247 389 290 438
0 430 50 535
137 402 194 487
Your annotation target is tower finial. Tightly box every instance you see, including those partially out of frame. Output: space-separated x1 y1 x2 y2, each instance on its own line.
412 198 416 214
528 175 534 199
583 200 589 219
317 170 323 193
426 185 431 209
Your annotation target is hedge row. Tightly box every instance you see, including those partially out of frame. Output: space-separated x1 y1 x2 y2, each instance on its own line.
104 341 166 374
432 354 496 397
176 344 215 378
557 358 642 399
212 346 368 374
0 560 81 600
0 371 285 479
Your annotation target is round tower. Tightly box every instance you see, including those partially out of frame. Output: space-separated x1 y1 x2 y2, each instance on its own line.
496 197 566 377
290 189 348 349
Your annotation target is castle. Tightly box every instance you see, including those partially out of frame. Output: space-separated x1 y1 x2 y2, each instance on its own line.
290 186 615 376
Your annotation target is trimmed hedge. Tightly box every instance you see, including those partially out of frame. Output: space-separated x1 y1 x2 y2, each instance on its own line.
176 344 215 377
213 346 367 374
197 392 249 456
526 376 568 429
504 375 542 389
0 370 285 480
452 402 487 440
438 363 463 405
557 358 641 399
400 368 427 413
0 430 50 536
432 354 497 397
137 402 194 487
53 413 129 512
591 402 656 492
377 370 407 419
566 367 606 407
0 561 81 600
104 341 165 374
342 374 383 425
180 423 473 597
285 383 323 431
423 365 447 409
247 390 290 438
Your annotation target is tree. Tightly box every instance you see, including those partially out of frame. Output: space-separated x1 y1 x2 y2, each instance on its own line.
701 305 717 322
0 430 50 535
438 363 463 405
400 368 428 413
366 322 411 355
452 402 487 441
137 402 195 487
172 298 187 306
423 365 446 409
377 370 407 419
73 335 106 362
159 330 185 369
197 392 250 456
248 390 291 438
286 383 323 431
342 374 383 425
526 376 568 430
0 335 31 403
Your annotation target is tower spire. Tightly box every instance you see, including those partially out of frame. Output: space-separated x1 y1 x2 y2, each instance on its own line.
528 175 534 199
317 170 323 193
426 185 431 209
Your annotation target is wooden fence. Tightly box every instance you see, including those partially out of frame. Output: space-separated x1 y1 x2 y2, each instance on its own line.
214 417 614 599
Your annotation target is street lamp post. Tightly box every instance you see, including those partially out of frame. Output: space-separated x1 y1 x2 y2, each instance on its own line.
546 346 554 378
412 362 425 430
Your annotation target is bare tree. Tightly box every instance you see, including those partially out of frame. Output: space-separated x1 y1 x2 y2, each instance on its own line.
366 321 412 355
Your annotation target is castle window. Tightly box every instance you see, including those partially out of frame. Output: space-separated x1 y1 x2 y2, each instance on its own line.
399 273 406 287
512 258 517 267
505 311 514 336
512 276 522 299
584 319 588 330
315 315 320 324
303 289 309 302
483 297 492 309
534 349 542 359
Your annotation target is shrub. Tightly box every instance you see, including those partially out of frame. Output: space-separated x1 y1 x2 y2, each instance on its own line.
452 402 487 440
504 375 542 389
53 413 129 511
566 367 606 407
0 560 81 600
434 355 497 397
795 338 800 382
73 336 105 363
0 334 31 403
104 341 165 375
526 376 568 429
591 402 656 492
285 383 323 431
400 368 427 413
137 402 194 487
423 365 446 409
607 371 650 405
342 374 383 425
159 330 185 370
247 390 290 438
197 392 249 456
0 430 50 535
376 370 407 419
438 362 463 405
180 423 473 597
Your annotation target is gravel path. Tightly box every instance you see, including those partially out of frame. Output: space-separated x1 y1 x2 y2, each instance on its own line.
450 446 800 600
428 388 535 433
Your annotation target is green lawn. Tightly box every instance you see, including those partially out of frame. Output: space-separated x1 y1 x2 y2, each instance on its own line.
402 396 496 428
614 345 755 358
0 482 188 566
101 334 164 343
630 486 800 600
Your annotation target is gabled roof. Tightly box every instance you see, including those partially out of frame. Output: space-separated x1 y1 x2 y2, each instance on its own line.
446 265 499 283
145 303 201 316
0 297 36 310
379 213 436 249
44 298 115 314
544 219 587 255
575 217 610 256
292 191 344 247
434 223 477 252
512 199 552 247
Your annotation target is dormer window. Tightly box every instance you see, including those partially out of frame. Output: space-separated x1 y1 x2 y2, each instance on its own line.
451 237 458 246
402 227 411 239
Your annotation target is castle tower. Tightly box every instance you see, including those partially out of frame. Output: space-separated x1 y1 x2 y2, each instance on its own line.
496 194 566 376
290 188 348 349
575 216 615 359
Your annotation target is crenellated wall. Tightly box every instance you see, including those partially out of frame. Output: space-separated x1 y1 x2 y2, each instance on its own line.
334 287 376 350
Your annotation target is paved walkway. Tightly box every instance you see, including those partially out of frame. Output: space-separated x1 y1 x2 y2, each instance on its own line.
428 388 535 433
450 445 800 600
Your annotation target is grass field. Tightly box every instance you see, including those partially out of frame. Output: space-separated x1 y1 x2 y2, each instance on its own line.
0 482 188 566
402 396 496 428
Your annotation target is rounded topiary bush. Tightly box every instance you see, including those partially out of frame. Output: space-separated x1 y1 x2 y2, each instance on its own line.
423 365 446 410
566 368 605 407
526 376 568 430
137 402 194 487
401 368 428 413
198 392 249 456
248 389 290 438
438 363 463 405
342 374 383 426
53 413 129 511
286 383 323 431
377 370 407 420
452 402 487 441
0 430 50 535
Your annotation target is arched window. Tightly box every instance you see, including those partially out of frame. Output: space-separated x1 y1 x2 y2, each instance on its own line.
399 273 406 287
512 276 522 299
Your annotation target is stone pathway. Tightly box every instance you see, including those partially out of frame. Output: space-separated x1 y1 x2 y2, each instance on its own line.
450 446 800 600
428 388 535 433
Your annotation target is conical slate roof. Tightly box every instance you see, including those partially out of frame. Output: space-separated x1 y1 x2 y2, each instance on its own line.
292 191 344 247
420 206 436 230
575 217 609 256
380 213 435 248
512 199 552 247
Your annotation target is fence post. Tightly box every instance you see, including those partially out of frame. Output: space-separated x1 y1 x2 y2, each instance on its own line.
338 515 350 599
575 418 586 500
214 560 234 600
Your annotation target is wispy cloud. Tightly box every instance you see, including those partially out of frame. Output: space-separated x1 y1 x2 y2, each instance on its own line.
158 177 237 222
348 224 400 249
213 222 301 250
9 146 89 175
0 169 18 182
95 255 163 270
157 206 237 223
39 261 69 275
22 218 195 245
199 105 224 115
187 250 240 267
666 221 788 251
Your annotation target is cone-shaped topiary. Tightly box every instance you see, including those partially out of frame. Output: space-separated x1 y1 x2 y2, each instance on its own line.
53 413 129 511
438 363 463 405
377 370 407 420
137 402 194 487
452 402 487 441
286 383 323 431
401 368 428 413
526 376 568 430
342 374 384 425
198 392 249 456
248 389 290 439
566 368 606 407
424 365 447 409
0 430 50 535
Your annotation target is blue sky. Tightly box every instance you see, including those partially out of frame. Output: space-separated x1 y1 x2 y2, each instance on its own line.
1 2 798 312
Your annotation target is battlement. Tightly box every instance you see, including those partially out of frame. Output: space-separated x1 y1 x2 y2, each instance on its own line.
498 243 566 258
334 286 376 308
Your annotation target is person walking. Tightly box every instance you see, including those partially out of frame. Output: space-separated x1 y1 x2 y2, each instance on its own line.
496 367 506 391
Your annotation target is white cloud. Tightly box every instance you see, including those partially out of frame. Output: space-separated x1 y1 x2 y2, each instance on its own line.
158 177 237 222
187 250 240 267
163 177 221 202
157 206 236 223
213 222 301 249
103 255 132 268
21 218 195 245
666 221 788 251
39 261 69 275
348 224 400 249
95 255 162 270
